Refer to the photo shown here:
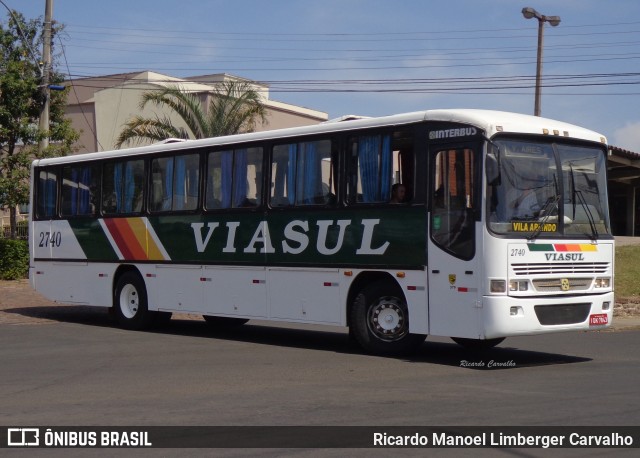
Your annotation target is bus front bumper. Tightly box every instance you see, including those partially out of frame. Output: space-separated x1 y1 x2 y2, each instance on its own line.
480 292 614 338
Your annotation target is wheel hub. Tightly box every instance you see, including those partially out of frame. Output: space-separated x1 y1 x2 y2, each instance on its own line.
120 284 139 319
367 296 408 342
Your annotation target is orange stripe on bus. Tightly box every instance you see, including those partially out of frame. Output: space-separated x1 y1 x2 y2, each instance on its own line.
128 217 162 260
111 218 147 260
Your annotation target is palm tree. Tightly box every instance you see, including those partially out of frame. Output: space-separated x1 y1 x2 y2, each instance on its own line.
115 80 268 148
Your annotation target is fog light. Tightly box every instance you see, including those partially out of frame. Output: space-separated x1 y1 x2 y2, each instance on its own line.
491 279 506 293
602 301 610 311
510 306 523 316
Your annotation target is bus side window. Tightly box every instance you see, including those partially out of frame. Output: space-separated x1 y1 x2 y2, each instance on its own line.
61 165 100 216
269 139 334 207
206 147 263 210
37 169 58 218
347 134 391 203
102 160 144 214
150 154 199 212
347 130 415 205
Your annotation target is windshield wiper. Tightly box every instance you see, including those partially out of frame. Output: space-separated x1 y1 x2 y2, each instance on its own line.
575 189 599 240
527 194 560 241
568 163 599 240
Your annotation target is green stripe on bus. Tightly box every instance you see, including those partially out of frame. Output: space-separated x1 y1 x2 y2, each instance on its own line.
69 219 119 261
149 208 426 266
527 244 555 252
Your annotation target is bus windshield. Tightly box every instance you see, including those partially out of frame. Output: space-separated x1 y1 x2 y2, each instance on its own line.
486 138 611 238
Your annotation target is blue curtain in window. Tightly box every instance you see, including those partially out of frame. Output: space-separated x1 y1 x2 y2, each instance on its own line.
70 168 79 215
78 167 92 214
359 136 380 202
187 157 198 204
358 135 391 202
114 163 122 213
380 135 392 200
220 151 233 208
123 162 135 213
300 142 318 204
175 157 186 210
287 144 297 205
233 149 248 207
45 174 56 216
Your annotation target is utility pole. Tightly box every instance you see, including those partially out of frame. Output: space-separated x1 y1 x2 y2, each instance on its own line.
38 0 53 154
521 7 561 117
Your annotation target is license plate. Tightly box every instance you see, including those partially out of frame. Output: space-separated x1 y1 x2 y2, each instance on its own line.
589 313 608 326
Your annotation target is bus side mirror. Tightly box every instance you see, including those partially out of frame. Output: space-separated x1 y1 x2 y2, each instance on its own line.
486 154 501 185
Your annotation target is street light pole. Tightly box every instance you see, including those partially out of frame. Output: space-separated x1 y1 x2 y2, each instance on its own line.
522 7 561 117
38 0 53 154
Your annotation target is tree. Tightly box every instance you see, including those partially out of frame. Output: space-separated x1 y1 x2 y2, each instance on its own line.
0 11 79 238
115 80 268 148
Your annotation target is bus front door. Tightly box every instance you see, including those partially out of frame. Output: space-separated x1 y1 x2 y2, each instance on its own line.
427 146 482 339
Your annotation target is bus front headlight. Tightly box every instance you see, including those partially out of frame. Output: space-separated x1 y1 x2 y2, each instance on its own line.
594 277 611 288
509 280 529 292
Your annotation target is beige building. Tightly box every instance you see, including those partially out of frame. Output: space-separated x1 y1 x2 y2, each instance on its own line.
65 71 328 153
2 71 328 232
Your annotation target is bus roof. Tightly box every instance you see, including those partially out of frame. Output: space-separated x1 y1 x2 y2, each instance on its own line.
34 109 607 167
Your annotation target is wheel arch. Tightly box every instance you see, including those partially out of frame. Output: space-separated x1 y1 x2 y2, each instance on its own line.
111 264 143 307
346 271 404 329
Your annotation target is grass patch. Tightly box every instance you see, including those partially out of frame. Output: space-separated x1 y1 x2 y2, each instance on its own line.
615 245 640 298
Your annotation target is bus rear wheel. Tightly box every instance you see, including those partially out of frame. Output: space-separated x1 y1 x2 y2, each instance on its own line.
114 271 156 330
350 280 425 355
451 337 505 350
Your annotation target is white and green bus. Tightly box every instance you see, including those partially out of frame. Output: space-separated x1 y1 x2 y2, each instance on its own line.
29 109 614 355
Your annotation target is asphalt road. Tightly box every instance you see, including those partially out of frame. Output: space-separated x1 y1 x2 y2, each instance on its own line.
1 291 639 457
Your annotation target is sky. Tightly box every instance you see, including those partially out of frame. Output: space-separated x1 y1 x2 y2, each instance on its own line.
7 0 640 151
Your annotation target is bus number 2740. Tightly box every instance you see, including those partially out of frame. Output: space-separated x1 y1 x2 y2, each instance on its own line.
510 248 526 257
39 231 62 248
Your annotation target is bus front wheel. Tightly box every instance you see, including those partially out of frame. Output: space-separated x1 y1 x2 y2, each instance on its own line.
350 281 425 355
114 271 156 330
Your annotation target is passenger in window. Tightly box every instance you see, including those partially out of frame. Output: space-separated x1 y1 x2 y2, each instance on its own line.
390 183 407 204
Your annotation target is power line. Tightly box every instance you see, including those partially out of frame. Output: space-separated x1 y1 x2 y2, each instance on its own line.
61 72 640 95
63 20 640 37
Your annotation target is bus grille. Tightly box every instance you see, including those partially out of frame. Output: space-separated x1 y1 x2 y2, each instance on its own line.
512 262 609 276
532 278 592 292
534 303 591 325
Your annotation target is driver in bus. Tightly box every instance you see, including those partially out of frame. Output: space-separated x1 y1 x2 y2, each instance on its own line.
507 174 545 219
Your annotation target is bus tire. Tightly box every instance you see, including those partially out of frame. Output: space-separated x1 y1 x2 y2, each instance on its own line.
203 316 249 329
350 280 425 355
451 337 505 350
114 271 156 330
